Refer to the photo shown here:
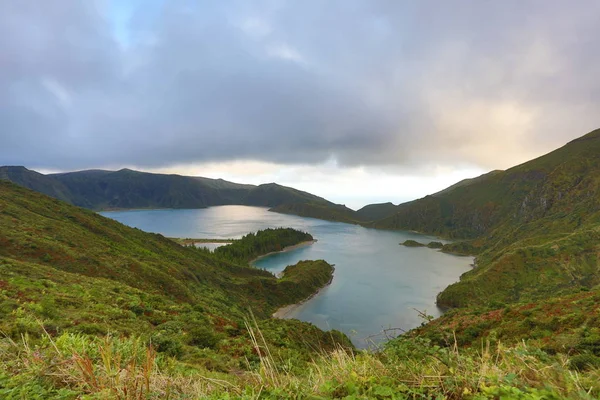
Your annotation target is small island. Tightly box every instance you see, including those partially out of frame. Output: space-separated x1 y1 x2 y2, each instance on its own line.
272 260 335 318
400 239 426 247
401 240 446 250
211 227 314 264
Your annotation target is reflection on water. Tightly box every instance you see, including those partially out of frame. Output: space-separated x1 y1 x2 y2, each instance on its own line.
102 206 472 348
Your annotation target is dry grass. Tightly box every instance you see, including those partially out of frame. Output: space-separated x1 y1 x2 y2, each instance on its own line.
0 328 238 399
1 323 599 399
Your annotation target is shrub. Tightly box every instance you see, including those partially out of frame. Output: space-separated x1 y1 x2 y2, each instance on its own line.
71 323 108 336
151 333 184 358
156 321 184 335
10 318 43 338
187 326 220 349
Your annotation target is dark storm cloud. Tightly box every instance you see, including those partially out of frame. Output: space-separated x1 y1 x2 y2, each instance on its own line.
1 0 599 170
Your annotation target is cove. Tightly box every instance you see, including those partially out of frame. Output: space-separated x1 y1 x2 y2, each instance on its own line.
101 206 472 348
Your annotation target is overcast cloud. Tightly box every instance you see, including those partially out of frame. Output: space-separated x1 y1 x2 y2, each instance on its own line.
1 0 599 172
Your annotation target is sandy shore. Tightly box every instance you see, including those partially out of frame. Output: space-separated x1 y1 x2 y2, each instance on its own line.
250 240 317 264
272 269 334 319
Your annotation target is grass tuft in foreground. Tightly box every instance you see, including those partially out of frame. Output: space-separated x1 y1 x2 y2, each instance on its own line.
1 322 599 399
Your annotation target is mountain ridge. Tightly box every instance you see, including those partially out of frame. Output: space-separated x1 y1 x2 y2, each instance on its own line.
1 166 355 222
369 128 600 239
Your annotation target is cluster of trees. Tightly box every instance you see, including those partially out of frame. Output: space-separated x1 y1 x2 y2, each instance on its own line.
213 228 313 264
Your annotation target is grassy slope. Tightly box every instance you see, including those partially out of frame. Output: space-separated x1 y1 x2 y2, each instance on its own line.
0 180 343 314
0 179 268 308
417 285 600 354
243 183 361 223
0 180 349 361
242 183 328 208
431 170 504 196
0 166 73 203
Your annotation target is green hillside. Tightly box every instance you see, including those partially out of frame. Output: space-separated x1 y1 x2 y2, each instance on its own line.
431 170 504 197
0 178 348 346
0 166 73 203
371 129 600 239
365 128 600 310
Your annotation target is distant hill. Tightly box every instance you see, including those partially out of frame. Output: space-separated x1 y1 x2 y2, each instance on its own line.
242 182 330 208
355 202 398 222
270 202 359 224
47 168 252 209
0 167 353 222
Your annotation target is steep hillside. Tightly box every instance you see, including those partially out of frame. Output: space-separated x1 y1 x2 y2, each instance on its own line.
371 129 600 240
354 171 503 224
0 166 73 203
431 170 504 197
0 180 345 314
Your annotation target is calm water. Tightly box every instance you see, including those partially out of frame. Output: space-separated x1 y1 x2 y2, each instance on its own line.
101 206 472 348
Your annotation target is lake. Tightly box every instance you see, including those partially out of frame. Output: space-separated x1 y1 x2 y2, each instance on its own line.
101 206 472 348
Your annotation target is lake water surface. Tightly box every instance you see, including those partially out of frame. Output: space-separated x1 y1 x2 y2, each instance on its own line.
101 206 472 348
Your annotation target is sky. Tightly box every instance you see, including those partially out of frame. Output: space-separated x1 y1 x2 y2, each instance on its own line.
1 1 599 209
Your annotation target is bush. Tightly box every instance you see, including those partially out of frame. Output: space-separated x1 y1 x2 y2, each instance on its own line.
156 321 184 335
10 317 43 338
187 326 220 349
129 304 151 316
151 333 184 358
0 300 18 318
71 323 108 336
